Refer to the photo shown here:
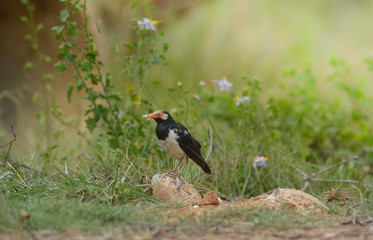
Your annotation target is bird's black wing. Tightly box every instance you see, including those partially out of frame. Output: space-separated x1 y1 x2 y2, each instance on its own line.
170 123 211 174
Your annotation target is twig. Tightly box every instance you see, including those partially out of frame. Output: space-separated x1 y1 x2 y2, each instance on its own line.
1 126 17 165
205 126 213 162
310 179 360 184
290 164 307 178
294 155 358 185
290 164 310 190
0 127 26 186
7 161 27 187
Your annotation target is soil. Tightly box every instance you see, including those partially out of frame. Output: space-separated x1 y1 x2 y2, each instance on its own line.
1 222 372 240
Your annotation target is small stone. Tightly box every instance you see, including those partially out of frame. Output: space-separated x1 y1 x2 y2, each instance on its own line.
19 210 30 219
201 191 220 206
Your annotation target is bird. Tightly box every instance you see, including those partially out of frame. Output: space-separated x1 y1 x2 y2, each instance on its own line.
143 110 211 175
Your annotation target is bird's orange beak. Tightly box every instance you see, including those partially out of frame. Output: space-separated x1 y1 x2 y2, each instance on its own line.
142 113 157 119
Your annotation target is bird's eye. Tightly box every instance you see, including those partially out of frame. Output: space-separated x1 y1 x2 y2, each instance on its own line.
157 113 163 117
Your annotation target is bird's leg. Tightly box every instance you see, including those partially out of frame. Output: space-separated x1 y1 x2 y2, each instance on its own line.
178 158 189 174
173 159 183 171
167 159 183 175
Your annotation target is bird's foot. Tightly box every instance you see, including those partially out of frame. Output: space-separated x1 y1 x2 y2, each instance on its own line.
166 170 180 179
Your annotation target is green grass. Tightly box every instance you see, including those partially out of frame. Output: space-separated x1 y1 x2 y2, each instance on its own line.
0 192 336 233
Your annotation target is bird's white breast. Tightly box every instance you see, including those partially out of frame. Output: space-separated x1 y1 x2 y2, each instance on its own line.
159 129 187 160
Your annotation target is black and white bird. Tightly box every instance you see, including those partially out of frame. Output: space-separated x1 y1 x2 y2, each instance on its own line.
143 110 211 174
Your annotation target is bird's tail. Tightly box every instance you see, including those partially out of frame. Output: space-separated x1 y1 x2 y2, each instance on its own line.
194 156 211 174
202 163 212 174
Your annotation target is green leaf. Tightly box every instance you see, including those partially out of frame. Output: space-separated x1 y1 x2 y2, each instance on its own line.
20 16 28 23
96 20 102 34
76 78 84 91
55 61 67 76
20 0 28 4
46 83 52 92
163 42 169 53
60 8 70 22
32 92 40 103
66 53 77 64
67 21 78 36
44 56 52 63
27 4 35 13
24 34 32 41
85 116 98 133
23 61 34 69
67 84 74 103
131 1 139 9
43 73 54 81
51 25 64 33
36 23 44 31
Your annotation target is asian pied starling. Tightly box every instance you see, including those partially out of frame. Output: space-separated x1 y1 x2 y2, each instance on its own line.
143 110 212 174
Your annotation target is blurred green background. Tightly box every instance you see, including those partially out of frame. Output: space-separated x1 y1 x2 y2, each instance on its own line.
2 0 373 141
1 0 373 190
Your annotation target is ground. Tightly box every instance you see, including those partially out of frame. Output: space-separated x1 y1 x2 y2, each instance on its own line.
1 177 372 240
1 218 372 240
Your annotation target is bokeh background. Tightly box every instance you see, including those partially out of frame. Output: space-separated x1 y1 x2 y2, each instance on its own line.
1 0 373 151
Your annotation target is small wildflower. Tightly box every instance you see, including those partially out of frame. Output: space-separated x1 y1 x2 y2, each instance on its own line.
117 111 123 119
121 120 132 129
194 95 200 101
236 96 250 106
73 166 80 174
177 81 183 87
125 82 132 92
213 76 232 91
199 81 206 86
137 18 157 31
156 140 164 152
133 94 141 109
252 156 268 168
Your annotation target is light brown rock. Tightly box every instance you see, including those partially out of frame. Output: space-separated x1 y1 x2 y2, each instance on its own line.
236 188 329 212
201 191 220 206
151 173 201 205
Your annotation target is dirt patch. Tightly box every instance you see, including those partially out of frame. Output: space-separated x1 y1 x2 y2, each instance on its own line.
2 222 373 240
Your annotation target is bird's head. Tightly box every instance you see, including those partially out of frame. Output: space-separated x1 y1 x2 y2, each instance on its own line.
142 110 173 123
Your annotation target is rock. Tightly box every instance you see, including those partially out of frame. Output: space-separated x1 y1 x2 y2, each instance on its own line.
151 173 201 205
201 191 220 206
236 188 329 212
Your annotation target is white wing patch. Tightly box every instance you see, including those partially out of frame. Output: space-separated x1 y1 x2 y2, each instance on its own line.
159 129 187 160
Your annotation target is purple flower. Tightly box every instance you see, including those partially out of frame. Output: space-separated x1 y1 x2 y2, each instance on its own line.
156 140 164 152
213 76 232 91
236 96 250 106
199 81 206 86
194 95 200 101
121 120 132 129
137 18 157 31
252 156 268 168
